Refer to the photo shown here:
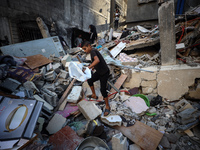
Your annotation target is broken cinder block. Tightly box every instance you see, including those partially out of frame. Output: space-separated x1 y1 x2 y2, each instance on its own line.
67 86 82 103
34 94 54 111
174 99 193 112
44 70 56 81
59 70 68 79
112 132 128 150
77 100 102 120
41 88 57 107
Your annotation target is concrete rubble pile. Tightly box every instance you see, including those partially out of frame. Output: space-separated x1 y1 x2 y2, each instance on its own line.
0 10 200 150
175 5 200 65
0 48 199 150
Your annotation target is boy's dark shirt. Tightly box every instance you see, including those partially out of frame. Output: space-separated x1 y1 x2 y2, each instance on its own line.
90 49 109 75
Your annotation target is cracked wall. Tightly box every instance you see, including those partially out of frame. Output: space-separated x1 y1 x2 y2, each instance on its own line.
123 65 200 100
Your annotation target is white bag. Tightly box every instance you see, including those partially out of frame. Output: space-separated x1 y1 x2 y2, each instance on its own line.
69 62 91 82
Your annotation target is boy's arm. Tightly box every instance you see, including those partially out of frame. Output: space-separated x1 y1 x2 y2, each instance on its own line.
88 56 99 69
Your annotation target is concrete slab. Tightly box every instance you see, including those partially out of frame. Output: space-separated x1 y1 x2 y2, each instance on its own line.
46 114 66 134
157 65 200 100
142 87 154 94
77 100 102 120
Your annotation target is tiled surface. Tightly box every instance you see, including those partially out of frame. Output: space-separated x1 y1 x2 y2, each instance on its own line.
48 126 83 150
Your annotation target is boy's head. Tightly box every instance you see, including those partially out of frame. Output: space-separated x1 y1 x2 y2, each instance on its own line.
81 41 92 54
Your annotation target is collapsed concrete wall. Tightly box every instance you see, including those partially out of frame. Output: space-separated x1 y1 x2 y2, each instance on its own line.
123 64 200 100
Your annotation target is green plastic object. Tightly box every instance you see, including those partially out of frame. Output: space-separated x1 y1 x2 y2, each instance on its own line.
132 94 150 107
132 94 156 116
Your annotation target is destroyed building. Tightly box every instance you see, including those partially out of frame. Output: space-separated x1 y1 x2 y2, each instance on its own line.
0 0 200 150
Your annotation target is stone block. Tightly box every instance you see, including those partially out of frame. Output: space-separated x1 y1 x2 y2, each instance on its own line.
141 80 157 88
67 86 82 103
112 132 128 150
101 115 122 126
46 114 66 134
77 100 102 120
124 71 141 88
142 87 154 94
129 144 142 150
174 99 193 112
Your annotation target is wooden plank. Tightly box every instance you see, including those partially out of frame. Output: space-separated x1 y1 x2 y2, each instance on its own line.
116 121 163 150
110 42 126 58
54 78 76 112
109 74 127 99
25 54 52 69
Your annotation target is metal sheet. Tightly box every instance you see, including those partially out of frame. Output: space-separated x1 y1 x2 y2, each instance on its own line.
0 36 66 58
23 101 43 139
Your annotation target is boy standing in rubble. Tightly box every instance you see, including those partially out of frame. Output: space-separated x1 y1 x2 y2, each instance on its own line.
82 41 110 116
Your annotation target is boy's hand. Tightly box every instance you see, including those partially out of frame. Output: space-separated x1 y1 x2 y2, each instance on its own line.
82 67 86 73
